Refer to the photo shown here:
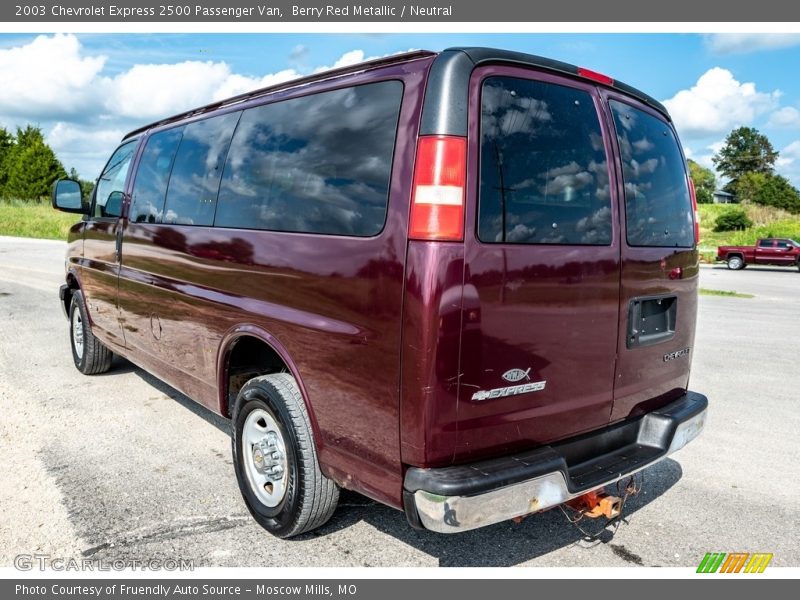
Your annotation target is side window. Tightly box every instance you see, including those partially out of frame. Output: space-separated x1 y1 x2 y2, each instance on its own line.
214 80 403 236
129 128 184 224
162 112 240 226
610 100 694 248
758 239 774 248
777 240 791 249
93 140 137 219
478 76 612 245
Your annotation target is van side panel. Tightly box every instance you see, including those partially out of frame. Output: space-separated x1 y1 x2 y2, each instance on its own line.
399 242 464 467
116 58 432 508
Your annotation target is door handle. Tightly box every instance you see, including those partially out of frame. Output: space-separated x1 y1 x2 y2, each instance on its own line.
115 225 123 263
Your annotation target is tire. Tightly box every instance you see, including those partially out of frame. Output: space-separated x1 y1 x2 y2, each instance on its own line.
69 290 113 375
727 255 744 270
232 373 339 538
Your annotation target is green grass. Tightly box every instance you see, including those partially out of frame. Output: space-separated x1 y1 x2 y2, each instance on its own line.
699 288 754 299
0 198 81 240
2 196 798 250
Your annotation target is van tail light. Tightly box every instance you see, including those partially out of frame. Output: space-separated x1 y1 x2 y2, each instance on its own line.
688 177 700 245
577 67 614 86
409 135 467 241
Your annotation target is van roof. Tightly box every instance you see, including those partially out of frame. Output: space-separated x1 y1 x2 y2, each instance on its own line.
123 46 668 140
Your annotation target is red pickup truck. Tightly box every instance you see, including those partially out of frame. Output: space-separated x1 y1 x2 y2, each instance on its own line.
717 238 800 270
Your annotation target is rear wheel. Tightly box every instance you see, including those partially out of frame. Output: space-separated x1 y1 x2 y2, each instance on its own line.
727 255 744 270
232 373 339 538
69 290 113 375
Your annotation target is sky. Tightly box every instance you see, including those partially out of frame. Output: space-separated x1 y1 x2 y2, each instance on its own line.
2 32 800 188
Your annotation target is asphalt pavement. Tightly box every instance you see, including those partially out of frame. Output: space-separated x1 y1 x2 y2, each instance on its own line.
0 236 797 568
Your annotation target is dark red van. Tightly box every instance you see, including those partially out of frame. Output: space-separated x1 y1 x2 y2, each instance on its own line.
52 47 707 537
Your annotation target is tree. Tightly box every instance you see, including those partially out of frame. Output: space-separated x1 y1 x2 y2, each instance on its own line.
754 174 800 214
0 126 13 193
2 125 66 200
69 167 95 202
713 208 752 232
734 171 800 214
712 127 778 193
687 159 716 204
733 172 767 204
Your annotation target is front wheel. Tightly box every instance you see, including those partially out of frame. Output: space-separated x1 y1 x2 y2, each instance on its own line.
232 373 339 538
69 290 113 374
727 255 744 270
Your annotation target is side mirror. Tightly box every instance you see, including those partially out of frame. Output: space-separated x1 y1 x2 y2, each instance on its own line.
51 179 87 214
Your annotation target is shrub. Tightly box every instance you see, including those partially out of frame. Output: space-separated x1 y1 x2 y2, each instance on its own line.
714 209 753 232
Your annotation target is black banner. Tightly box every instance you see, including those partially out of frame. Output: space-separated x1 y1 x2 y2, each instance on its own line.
4 579 794 600
3 0 800 22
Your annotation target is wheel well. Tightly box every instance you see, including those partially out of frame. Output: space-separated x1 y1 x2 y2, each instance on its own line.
223 336 289 417
727 253 743 260
63 273 79 314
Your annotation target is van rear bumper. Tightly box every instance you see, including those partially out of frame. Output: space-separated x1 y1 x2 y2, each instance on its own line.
403 391 707 533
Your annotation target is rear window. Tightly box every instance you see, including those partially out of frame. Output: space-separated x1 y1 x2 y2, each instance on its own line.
214 80 403 236
478 76 612 245
610 100 694 248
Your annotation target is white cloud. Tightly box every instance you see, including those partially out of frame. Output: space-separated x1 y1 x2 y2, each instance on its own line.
47 122 128 177
288 44 309 64
776 141 800 188
314 49 366 73
777 140 800 168
107 61 233 119
211 69 301 101
685 140 725 171
0 33 106 119
768 106 800 128
48 122 126 149
783 140 800 157
0 36 415 179
705 34 800 55
663 68 779 139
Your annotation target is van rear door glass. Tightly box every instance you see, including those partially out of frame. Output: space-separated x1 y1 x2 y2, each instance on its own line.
610 100 693 248
162 111 241 226
214 80 403 236
478 76 612 245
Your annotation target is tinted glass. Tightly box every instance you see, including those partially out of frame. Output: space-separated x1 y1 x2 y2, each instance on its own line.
130 128 184 224
610 100 694 248
214 80 403 236
759 239 775 248
94 140 137 219
478 77 612 245
163 112 240 226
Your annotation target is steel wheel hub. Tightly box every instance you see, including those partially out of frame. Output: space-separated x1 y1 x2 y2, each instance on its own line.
71 309 84 359
242 408 288 507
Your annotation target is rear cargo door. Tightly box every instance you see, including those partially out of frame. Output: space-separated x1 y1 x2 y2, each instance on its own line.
457 66 622 461
603 92 699 421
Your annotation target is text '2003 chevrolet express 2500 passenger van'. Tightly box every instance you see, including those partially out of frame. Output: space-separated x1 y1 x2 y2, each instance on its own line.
52 47 708 538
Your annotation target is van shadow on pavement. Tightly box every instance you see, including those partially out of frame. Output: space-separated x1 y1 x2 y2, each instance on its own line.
130 360 683 567
311 459 682 567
